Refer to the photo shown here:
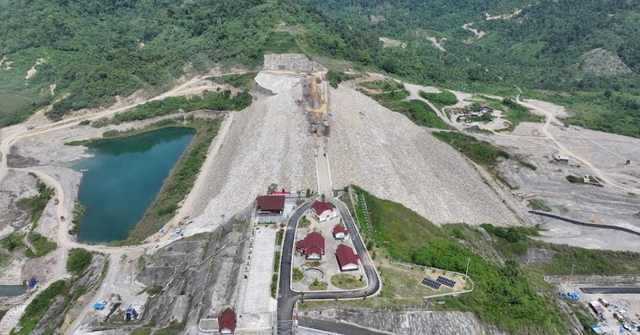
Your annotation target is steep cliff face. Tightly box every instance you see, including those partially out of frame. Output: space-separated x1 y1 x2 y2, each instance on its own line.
135 211 250 333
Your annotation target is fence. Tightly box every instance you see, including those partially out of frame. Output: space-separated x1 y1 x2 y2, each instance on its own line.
544 274 640 284
347 187 475 301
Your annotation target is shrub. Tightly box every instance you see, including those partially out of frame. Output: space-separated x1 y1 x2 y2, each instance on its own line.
18 280 68 335
2 233 25 251
420 90 458 107
66 248 93 276
24 233 57 258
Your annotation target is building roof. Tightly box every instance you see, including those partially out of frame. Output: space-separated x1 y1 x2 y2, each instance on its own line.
311 201 333 215
218 308 236 332
332 225 349 236
296 231 325 255
336 244 359 267
256 195 285 212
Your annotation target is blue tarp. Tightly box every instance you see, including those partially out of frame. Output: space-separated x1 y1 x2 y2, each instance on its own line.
125 308 138 321
27 277 37 289
93 302 105 310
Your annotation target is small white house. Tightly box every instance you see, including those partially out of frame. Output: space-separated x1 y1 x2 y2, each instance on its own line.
336 245 359 271
310 201 337 222
332 225 349 240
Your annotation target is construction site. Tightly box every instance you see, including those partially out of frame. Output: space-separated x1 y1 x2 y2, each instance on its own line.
2 52 640 335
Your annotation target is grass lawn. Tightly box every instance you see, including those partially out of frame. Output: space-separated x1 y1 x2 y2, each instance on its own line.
309 279 328 291
293 267 304 283
330 274 365 290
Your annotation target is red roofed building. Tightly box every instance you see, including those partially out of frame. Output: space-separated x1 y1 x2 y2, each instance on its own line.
332 225 349 240
335 244 359 271
296 231 325 260
255 195 286 223
218 308 236 334
310 201 337 222
256 195 285 214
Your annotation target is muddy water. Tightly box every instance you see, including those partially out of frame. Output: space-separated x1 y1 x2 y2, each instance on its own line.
74 127 194 242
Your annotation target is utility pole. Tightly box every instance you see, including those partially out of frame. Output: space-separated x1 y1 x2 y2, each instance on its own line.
465 257 471 277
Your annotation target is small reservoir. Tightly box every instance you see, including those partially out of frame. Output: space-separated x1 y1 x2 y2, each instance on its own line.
74 127 195 242
0 285 28 297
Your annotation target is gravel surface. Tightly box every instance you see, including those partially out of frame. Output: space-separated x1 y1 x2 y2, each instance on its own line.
478 121 640 251
190 72 316 231
328 85 521 226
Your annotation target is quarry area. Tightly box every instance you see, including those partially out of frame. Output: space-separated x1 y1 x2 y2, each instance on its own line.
1 52 640 335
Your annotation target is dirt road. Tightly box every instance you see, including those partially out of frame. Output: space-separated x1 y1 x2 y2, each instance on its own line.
152 112 236 243
0 74 235 332
516 95 640 195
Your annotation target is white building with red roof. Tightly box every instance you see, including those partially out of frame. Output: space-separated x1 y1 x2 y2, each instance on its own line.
310 201 337 222
332 224 349 240
335 244 359 271
296 231 325 260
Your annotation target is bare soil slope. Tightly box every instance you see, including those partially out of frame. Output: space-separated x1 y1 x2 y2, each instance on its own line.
192 72 316 227
329 85 520 226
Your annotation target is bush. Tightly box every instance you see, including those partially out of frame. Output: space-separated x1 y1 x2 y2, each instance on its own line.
293 268 304 282
432 131 510 167
94 91 251 128
275 229 284 246
420 90 458 107
24 232 57 258
18 280 68 335
15 181 54 226
2 233 25 251
327 70 360 88
66 248 92 276
209 73 257 89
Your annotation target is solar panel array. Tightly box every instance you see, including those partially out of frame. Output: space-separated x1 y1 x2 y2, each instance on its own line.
421 278 441 290
436 276 456 287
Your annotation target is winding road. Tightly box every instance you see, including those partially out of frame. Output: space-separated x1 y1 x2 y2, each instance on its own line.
515 95 640 195
0 75 236 333
277 199 381 334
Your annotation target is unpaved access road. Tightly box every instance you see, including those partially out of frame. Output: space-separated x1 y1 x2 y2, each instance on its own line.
516 95 640 195
0 75 237 333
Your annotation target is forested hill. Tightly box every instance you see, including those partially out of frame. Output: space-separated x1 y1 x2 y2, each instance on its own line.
1 0 639 137
0 0 374 126
306 0 640 94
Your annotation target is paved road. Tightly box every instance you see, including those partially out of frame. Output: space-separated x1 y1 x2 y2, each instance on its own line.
277 200 381 334
580 287 640 294
298 317 392 335
529 211 640 238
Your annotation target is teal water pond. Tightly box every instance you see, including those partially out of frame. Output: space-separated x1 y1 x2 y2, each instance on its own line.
74 127 195 242
0 285 27 297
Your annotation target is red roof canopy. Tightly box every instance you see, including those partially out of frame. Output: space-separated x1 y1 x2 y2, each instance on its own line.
296 231 325 255
332 225 349 236
256 195 285 212
311 201 333 215
218 308 236 332
336 244 359 267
